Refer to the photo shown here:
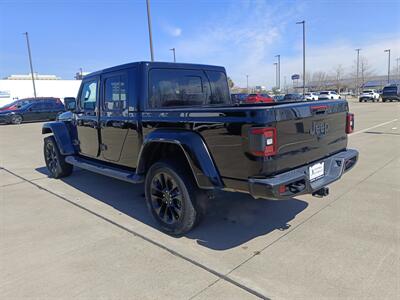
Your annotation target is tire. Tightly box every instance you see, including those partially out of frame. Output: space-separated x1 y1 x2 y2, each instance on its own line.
145 159 207 235
10 114 23 125
43 136 73 178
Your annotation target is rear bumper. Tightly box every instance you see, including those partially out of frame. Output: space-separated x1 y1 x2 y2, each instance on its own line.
248 149 358 200
382 95 400 101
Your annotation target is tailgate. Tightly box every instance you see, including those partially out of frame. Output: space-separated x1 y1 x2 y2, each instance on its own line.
262 100 349 176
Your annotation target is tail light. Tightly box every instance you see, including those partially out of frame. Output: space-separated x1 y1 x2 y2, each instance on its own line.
249 127 277 157
346 113 354 134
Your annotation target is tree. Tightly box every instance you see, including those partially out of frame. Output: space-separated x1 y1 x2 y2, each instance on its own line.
359 57 374 88
351 56 374 90
227 76 235 88
333 64 345 93
312 71 327 90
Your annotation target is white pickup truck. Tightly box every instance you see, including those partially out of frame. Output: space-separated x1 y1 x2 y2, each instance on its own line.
318 91 341 100
359 90 380 102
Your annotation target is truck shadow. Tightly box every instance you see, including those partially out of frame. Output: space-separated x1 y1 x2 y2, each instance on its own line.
36 166 308 251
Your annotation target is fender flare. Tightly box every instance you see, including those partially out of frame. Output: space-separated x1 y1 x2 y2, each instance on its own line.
137 129 223 189
42 122 76 155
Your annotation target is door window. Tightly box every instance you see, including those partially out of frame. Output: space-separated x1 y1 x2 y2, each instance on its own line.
80 80 98 110
104 75 128 111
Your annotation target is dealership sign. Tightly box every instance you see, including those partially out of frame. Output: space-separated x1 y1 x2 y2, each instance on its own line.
0 90 11 98
291 74 300 80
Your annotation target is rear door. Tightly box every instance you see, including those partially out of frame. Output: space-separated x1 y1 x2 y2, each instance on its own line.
76 78 100 158
99 71 132 163
40 101 56 120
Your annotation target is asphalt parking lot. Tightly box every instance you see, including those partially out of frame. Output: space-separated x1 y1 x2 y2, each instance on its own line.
1 99 399 299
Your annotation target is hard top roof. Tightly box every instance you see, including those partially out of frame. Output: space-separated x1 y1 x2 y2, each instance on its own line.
85 61 226 78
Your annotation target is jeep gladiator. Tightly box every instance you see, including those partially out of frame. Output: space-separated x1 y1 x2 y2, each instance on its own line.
42 62 358 235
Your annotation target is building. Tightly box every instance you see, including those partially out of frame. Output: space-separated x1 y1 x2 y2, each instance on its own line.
0 73 81 107
4 73 60 80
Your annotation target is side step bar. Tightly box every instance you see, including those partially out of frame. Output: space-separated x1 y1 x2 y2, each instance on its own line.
65 156 144 184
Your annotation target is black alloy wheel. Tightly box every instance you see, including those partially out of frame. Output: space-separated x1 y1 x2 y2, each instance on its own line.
45 141 59 175
150 171 183 225
145 160 207 235
10 114 23 125
43 136 73 178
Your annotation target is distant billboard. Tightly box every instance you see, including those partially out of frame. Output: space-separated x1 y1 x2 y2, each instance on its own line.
291 74 300 80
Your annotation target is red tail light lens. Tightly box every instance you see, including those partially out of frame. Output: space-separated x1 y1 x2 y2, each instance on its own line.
250 127 277 157
346 113 354 134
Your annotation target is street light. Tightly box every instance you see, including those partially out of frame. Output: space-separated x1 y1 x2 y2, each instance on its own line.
170 48 176 63
396 57 400 78
146 0 154 61
355 49 361 95
273 62 278 88
296 20 305 95
23 32 37 98
275 54 280 89
384 49 391 84
246 75 249 93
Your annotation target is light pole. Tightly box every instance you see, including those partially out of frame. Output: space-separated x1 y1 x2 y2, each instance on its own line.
384 49 391 84
146 0 154 61
23 32 37 98
170 48 176 63
396 57 400 78
273 62 278 88
296 20 305 95
355 48 361 95
246 75 249 93
275 54 280 89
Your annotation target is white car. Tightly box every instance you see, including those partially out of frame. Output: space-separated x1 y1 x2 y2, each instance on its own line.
359 89 380 102
318 91 341 100
304 92 319 100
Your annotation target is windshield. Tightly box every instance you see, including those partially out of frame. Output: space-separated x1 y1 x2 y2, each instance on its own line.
320 92 329 95
363 90 372 93
0 99 33 110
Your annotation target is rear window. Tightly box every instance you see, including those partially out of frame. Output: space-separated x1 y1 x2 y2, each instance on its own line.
148 69 230 108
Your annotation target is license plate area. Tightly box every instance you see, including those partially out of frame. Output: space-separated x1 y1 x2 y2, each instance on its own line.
309 162 325 181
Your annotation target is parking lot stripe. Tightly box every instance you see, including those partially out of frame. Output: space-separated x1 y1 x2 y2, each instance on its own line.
351 118 398 136
2 167 269 300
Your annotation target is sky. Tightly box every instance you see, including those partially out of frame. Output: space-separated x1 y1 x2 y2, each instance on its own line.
0 0 399 88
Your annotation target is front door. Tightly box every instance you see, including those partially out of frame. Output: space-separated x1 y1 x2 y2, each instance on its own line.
76 78 100 158
22 102 43 121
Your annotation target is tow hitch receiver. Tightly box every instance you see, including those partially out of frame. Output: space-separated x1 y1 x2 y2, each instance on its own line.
312 187 329 198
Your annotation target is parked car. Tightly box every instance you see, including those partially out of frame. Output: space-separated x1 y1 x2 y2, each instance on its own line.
304 92 319 100
244 93 274 103
231 93 248 104
42 61 358 235
0 98 65 124
359 90 380 102
318 91 341 100
273 94 285 102
381 84 400 102
283 93 304 101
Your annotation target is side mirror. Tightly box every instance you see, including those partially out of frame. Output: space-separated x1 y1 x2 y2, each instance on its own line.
64 97 77 112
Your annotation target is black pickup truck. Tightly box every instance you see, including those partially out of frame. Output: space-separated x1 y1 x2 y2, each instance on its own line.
42 62 358 235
